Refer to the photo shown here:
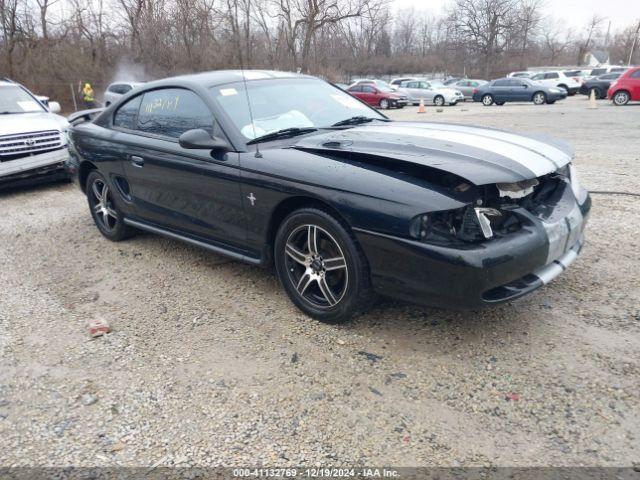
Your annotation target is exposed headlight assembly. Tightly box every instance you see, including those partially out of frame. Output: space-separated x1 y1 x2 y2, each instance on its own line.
410 206 519 244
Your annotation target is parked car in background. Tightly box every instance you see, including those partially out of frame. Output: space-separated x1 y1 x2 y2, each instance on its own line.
579 72 622 99
451 79 488 100
508 71 533 78
529 71 581 95
103 81 143 106
473 77 567 105
350 79 395 91
347 83 407 109
397 79 463 106
443 77 462 85
0 79 70 189
608 66 640 105
390 77 415 88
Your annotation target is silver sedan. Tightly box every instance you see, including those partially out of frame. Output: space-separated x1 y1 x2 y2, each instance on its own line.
451 79 488 100
397 80 464 106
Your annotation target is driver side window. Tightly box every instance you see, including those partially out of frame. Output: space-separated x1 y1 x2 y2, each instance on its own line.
137 88 214 139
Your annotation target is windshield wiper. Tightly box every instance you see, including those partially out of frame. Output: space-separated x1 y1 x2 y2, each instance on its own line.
330 116 390 127
246 127 318 145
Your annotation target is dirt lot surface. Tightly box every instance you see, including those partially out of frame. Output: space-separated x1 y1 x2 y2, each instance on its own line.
1 95 639 468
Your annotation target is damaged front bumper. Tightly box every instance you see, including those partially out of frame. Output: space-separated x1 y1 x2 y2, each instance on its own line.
354 182 591 309
0 148 70 190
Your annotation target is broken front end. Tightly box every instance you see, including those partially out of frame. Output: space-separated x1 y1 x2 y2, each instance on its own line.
356 165 591 309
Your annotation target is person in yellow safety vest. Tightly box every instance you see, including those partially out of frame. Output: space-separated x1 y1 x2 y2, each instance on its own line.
81 83 95 108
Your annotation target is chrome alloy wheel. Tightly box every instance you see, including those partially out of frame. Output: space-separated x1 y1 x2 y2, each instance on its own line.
533 92 546 105
284 224 348 308
89 178 118 232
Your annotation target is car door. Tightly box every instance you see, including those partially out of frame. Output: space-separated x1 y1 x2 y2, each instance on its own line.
509 79 530 100
491 79 511 102
416 82 434 102
455 81 470 97
113 87 246 248
630 69 640 100
361 85 378 105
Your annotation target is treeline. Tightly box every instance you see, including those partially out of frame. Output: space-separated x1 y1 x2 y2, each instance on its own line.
1 0 639 109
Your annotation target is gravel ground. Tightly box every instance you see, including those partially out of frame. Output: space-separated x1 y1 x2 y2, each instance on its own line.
1 95 639 468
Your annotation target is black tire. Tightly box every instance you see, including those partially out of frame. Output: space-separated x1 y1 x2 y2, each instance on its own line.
589 87 601 99
495 101 505 106
532 91 546 105
86 170 135 241
434 95 445 106
481 94 494 106
612 90 630 106
274 208 373 323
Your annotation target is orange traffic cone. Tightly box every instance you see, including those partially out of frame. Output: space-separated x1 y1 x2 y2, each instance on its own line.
417 98 426 113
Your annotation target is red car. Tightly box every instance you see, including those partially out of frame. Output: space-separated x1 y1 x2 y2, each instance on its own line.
347 83 407 109
608 66 640 105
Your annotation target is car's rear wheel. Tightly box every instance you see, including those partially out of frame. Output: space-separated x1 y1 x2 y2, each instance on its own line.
589 87 601 99
274 208 372 323
613 91 630 106
533 91 546 105
481 94 494 106
558 84 569 94
86 171 134 241
434 95 445 106
379 98 389 109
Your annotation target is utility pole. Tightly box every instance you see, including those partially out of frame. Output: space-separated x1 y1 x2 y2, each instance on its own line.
628 20 640 66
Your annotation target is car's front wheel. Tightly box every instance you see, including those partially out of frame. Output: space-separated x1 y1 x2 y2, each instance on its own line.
613 91 630 106
274 208 372 323
589 87 601 99
86 170 134 241
532 91 546 105
434 95 445 106
481 94 494 106
379 98 389 109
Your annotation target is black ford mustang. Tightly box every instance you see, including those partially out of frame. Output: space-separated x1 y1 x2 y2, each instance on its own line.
67 70 591 323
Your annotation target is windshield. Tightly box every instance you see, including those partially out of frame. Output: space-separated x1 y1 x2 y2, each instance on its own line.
211 78 385 140
0 85 46 114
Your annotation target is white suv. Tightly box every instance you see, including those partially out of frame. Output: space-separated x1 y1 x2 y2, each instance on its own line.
529 71 581 96
103 81 143 106
0 79 70 189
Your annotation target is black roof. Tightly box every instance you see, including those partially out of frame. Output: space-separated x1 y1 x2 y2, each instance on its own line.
150 70 313 88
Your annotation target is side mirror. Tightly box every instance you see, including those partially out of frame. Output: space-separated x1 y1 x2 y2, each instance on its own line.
49 101 61 113
179 129 230 153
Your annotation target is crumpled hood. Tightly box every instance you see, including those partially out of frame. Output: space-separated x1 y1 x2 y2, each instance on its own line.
293 121 573 185
0 112 69 137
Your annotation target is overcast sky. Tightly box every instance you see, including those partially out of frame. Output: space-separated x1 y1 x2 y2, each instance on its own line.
393 0 640 32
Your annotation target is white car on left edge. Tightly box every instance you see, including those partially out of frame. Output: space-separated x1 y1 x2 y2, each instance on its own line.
0 79 70 189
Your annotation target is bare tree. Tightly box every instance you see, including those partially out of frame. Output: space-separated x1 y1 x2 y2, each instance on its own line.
576 14 605 65
448 0 519 78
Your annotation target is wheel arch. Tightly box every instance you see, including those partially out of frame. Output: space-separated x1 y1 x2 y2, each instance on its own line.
265 195 352 265
78 161 97 193
532 90 546 101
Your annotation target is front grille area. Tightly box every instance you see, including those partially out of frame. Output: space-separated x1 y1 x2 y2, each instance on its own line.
0 130 63 161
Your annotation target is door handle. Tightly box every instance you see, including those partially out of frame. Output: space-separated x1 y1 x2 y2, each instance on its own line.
131 155 144 167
